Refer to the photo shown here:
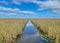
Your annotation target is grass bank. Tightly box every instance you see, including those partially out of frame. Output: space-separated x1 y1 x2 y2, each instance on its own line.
0 18 28 43
31 19 60 43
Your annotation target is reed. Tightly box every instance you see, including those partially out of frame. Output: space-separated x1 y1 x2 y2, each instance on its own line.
0 19 28 43
31 19 60 43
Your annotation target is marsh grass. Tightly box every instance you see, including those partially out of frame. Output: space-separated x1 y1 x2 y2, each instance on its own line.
31 19 60 43
0 19 28 43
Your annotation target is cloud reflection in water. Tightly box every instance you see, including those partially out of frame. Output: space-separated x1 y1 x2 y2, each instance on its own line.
17 21 50 43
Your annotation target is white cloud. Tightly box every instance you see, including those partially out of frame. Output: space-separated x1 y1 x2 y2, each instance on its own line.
51 9 60 14
36 0 60 14
12 0 22 5
0 1 8 5
15 0 60 14
0 12 7 16
26 21 33 26
1 0 60 14
0 6 36 16
0 6 20 12
13 0 60 14
0 0 21 5
20 11 36 15
21 0 37 2
21 33 39 41
38 1 60 9
0 0 36 5
0 12 18 16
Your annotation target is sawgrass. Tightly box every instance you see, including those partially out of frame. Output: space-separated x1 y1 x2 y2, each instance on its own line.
0 18 28 43
31 19 60 43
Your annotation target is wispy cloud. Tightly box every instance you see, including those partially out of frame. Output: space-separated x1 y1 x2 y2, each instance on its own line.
0 12 18 16
0 6 36 16
21 33 39 41
12 0 22 5
20 11 36 15
0 6 20 12
35 0 60 14
0 0 21 5
0 0 60 16
15 0 60 14
26 21 33 26
0 1 8 5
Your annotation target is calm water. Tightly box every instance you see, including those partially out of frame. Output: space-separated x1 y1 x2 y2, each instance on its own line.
17 20 50 43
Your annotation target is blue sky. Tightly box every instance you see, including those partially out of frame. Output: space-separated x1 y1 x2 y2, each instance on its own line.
0 0 60 18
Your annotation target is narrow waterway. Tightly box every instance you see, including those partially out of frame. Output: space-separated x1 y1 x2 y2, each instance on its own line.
16 20 50 43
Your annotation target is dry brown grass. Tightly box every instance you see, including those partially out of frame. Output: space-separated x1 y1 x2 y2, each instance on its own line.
0 19 28 43
31 19 60 43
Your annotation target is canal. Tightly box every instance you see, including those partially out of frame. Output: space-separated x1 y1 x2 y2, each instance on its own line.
16 20 50 43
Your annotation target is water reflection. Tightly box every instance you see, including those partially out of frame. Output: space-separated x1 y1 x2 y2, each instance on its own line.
17 20 50 43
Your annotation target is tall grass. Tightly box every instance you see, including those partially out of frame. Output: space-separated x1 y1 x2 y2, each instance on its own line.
31 19 60 43
0 19 28 43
